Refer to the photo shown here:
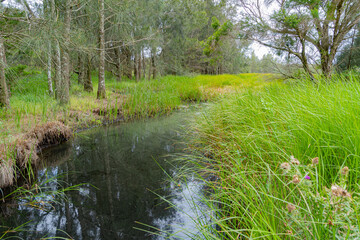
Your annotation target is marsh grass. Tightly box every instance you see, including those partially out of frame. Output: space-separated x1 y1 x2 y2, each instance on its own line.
185 76 360 239
1 72 276 144
0 71 278 238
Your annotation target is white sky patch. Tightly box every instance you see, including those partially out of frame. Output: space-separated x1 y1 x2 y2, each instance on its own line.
251 42 271 59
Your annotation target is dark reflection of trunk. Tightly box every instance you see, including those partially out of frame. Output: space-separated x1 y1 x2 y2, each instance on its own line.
64 163 72 236
104 134 114 219
0 109 205 239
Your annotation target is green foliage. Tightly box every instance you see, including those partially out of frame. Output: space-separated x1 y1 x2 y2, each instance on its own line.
272 8 302 28
336 32 360 71
211 16 220 30
187 75 360 239
202 17 233 73
0 7 26 31
5 64 27 81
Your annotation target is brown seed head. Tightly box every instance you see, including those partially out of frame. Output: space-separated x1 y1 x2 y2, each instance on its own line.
290 155 300 165
291 159 300 165
331 185 351 198
312 157 319 165
280 162 291 170
341 166 349 176
328 220 334 227
287 203 296 213
292 175 300 184
340 189 351 198
331 185 341 197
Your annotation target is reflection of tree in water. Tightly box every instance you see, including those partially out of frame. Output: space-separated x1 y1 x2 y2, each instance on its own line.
2 112 191 239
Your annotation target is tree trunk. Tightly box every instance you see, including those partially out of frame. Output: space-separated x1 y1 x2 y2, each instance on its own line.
84 54 93 92
54 40 62 100
151 52 156 79
347 30 356 70
47 41 53 96
60 0 71 104
138 51 141 80
122 46 132 79
114 46 122 81
0 36 9 108
61 50 70 105
50 0 58 97
134 52 139 81
147 56 151 81
78 53 85 84
97 0 106 99
142 49 146 79
320 53 333 79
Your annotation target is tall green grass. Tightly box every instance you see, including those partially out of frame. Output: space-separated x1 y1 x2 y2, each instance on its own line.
1 72 277 144
187 77 360 239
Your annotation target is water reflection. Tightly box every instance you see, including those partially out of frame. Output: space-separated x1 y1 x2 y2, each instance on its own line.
1 109 206 239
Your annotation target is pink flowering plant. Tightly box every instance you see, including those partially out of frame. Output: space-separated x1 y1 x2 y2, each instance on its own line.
280 156 360 238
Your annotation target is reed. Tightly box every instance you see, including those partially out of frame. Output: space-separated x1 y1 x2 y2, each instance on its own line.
185 75 360 239
1 72 276 144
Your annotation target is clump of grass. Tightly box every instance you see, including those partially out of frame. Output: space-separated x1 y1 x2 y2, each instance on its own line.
0 122 71 188
186 76 360 239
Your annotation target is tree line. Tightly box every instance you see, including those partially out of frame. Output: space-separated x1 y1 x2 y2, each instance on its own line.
1 0 360 108
0 0 246 108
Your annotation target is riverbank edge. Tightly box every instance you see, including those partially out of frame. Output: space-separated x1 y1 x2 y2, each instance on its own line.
0 104 181 191
0 73 281 194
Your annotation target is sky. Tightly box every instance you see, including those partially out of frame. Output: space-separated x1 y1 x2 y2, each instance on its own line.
252 42 271 58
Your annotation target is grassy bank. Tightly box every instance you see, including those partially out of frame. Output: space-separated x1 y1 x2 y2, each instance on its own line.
0 72 277 143
188 77 360 239
0 72 278 189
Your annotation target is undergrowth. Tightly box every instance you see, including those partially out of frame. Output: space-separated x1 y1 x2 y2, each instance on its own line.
186 76 360 239
0 71 278 143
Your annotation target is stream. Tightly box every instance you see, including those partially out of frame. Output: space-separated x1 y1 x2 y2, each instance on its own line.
0 107 208 239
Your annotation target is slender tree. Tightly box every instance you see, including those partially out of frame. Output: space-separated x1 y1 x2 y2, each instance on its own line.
46 0 54 96
97 0 106 99
84 54 93 92
0 35 9 108
60 0 71 104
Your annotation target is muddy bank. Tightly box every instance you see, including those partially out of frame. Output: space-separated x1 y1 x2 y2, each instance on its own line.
0 121 71 188
0 99 188 191
0 107 172 190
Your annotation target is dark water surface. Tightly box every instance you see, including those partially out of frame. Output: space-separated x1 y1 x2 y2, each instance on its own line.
1 107 207 239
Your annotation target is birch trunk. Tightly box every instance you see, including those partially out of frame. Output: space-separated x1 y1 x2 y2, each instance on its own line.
97 0 106 99
0 36 9 108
